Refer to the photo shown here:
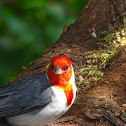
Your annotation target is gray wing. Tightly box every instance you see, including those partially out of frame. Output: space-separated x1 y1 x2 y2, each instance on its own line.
0 72 53 117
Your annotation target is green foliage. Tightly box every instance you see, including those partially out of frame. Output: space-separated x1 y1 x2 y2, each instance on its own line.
100 49 117 66
104 33 115 42
0 0 90 86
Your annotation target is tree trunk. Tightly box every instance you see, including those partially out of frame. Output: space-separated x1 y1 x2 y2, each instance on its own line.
1 0 126 125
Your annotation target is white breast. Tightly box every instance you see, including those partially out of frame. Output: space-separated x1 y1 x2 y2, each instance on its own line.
7 87 67 126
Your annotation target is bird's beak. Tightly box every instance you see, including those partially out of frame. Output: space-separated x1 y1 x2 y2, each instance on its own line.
53 66 63 75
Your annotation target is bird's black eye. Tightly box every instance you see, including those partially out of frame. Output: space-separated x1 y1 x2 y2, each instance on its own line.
51 64 54 70
64 65 69 71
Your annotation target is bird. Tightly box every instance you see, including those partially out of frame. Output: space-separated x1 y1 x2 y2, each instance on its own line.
0 55 77 126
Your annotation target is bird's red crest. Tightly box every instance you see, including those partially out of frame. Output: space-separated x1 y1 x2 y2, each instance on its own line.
51 55 71 70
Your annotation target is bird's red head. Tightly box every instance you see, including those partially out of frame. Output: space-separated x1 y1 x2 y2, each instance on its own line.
47 55 75 106
47 55 72 86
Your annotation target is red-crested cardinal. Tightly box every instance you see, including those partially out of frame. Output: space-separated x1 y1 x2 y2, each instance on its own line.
0 55 77 126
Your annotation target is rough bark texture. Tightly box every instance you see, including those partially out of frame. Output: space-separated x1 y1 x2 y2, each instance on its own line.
1 0 126 126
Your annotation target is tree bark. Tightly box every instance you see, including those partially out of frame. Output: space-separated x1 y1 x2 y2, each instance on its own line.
1 0 126 125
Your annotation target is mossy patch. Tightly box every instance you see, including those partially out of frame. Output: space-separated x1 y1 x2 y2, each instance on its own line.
75 26 126 97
